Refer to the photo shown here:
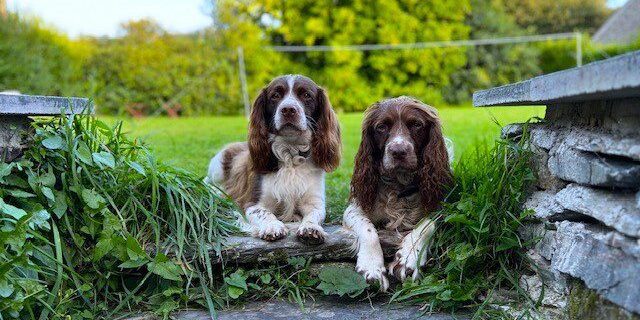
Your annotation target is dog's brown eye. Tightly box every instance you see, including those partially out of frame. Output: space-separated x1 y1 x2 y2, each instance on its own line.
410 121 423 129
375 124 388 133
302 92 312 100
271 92 281 100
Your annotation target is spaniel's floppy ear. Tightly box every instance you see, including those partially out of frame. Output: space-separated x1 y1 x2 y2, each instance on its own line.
248 88 278 173
418 109 453 212
349 107 380 214
311 88 341 172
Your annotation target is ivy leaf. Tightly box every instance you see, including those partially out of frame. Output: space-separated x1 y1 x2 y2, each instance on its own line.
92 152 115 168
227 286 244 299
42 135 63 150
317 266 368 298
0 198 27 220
81 189 106 210
260 273 272 284
224 271 248 290
75 141 93 165
148 254 183 281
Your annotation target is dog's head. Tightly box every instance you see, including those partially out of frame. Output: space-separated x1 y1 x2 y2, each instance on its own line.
248 74 341 173
350 96 452 212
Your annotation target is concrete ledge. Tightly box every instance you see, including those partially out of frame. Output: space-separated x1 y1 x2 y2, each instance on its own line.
473 50 640 107
0 94 92 115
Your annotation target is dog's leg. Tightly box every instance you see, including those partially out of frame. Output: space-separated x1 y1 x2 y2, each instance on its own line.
296 189 328 245
343 203 389 291
246 203 288 241
388 217 435 281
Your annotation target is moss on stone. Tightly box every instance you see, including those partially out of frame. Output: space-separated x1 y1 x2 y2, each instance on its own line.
568 280 639 320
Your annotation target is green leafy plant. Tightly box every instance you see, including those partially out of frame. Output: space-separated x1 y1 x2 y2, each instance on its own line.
392 127 536 316
317 266 368 298
0 114 237 318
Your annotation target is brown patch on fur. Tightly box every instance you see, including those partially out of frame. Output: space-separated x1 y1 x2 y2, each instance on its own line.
311 88 341 172
248 89 278 173
350 104 383 213
220 142 261 210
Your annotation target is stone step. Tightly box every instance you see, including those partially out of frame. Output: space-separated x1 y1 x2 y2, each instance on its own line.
124 298 463 320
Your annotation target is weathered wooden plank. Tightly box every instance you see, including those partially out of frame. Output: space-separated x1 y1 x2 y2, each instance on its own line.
216 223 403 265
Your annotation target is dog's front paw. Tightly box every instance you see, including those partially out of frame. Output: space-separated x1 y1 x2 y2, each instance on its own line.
356 258 389 292
296 222 327 245
388 240 427 281
256 220 288 241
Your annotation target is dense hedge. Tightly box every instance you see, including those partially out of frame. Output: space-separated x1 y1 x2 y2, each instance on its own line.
0 1 637 115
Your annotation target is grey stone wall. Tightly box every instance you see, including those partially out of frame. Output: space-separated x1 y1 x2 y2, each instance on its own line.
507 98 640 318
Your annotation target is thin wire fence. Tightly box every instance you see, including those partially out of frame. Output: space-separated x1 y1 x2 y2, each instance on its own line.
237 32 584 117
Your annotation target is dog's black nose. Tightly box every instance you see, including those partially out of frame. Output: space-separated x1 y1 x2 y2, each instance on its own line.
281 107 297 117
389 145 408 159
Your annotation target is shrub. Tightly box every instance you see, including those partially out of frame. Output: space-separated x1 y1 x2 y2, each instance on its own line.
0 115 236 318
0 14 91 96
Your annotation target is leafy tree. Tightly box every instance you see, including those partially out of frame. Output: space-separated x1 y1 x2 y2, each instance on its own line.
215 0 470 111
503 0 611 34
0 14 91 96
443 0 540 103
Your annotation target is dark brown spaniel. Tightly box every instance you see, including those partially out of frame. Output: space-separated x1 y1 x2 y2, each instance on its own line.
343 96 453 290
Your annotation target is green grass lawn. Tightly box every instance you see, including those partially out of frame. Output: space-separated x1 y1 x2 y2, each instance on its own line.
106 106 544 220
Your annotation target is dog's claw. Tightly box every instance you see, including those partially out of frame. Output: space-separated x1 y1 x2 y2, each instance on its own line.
257 220 288 241
296 223 327 245
356 265 389 292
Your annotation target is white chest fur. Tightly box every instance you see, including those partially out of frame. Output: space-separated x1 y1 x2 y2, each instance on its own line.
262 162 324 203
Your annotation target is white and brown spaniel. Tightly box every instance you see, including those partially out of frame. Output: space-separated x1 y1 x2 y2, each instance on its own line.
343 96 453 291
206 75 341 244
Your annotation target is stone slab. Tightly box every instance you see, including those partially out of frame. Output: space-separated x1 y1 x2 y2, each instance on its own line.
124 298 463 320
0 93 92 115
548 142 640 189
473 50 640 107
526 185 640 238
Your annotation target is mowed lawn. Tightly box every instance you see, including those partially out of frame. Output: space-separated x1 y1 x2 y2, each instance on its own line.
106 106 544 221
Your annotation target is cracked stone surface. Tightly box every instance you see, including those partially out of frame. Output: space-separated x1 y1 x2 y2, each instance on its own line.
548 142 640 189
542 221 640 314
526 184 640 238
